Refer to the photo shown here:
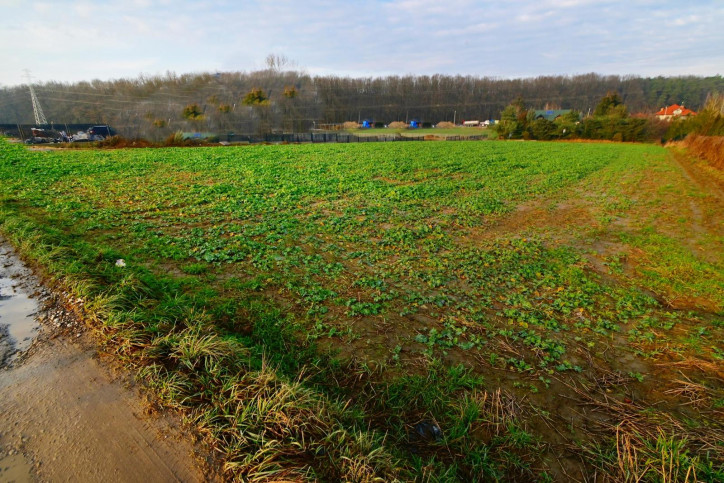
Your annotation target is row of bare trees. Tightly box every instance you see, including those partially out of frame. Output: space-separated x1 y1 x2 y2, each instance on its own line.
1 68 721 139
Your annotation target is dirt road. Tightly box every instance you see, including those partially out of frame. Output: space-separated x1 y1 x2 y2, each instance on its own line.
0 240 215 482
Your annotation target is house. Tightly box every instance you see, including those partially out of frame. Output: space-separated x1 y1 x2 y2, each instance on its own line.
655 104 697 121
533 109 572 121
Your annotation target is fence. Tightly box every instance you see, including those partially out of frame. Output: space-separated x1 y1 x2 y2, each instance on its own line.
1 124 490 145
0 123 112 141
227 132 488 144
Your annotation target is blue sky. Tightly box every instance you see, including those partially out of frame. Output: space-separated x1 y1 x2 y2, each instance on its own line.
0 0 722 87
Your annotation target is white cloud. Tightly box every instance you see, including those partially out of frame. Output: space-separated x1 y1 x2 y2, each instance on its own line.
0 0 722 87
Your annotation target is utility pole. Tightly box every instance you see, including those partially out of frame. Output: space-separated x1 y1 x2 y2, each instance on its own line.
453 110 456 125
23 70 47 126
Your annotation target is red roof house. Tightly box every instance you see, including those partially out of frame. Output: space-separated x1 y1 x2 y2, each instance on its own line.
655 104 697 121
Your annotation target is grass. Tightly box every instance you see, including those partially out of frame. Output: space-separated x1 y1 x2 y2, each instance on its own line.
0 137 722 481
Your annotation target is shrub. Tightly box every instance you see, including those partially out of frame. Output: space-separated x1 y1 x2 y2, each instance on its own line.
182 104 205 121
528 119 557 140
242 88 269 106
664 92 724 141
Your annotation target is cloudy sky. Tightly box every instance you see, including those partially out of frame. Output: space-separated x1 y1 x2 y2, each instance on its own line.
0 0 722 87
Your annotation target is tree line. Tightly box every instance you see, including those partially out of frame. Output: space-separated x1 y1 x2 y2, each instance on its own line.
494 90 724 143
0 67 722 140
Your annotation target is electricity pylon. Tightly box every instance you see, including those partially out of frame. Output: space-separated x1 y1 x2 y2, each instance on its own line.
24 69 47 125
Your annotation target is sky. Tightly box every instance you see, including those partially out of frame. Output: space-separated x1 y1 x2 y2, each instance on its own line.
0 0 722 87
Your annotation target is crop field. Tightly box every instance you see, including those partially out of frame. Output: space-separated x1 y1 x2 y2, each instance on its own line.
0 138 722 481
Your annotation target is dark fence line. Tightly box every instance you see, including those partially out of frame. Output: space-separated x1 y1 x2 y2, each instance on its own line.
228 133 488 144
1 123 100 136
1 124 489 144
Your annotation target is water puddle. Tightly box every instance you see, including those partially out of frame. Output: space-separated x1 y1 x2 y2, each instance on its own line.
0 242 42 367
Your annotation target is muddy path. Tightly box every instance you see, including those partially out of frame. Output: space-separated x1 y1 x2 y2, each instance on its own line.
0 239 217 482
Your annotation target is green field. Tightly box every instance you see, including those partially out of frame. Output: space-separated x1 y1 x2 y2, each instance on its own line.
0 138 722 481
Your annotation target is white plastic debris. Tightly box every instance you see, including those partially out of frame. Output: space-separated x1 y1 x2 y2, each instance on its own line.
115 259 126 268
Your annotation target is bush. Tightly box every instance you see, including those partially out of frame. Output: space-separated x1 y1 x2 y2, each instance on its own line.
164 131 208 147
579 116 648 142
182 104 205 121
664 92 724 141
642 118 669 143
165 131 185 146
494 99 528 139
528 119 557 140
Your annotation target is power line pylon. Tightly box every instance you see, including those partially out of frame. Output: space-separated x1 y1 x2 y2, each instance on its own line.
24 69 47 125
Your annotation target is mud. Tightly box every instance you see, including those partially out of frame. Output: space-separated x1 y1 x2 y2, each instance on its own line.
0 238 217 482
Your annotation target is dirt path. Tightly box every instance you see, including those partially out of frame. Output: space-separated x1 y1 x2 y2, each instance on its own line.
0 240 216 482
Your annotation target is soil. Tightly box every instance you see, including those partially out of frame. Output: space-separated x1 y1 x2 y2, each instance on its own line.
0 239 218 482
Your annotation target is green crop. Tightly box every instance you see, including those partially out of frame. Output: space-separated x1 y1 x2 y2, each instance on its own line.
1 137 722 481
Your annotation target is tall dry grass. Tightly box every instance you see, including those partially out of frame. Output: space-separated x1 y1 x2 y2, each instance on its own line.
683 134 724 170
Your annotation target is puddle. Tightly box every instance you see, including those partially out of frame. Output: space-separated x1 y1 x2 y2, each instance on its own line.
0 243 42 366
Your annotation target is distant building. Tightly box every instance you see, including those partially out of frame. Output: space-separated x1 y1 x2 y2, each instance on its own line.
463 120 480 127
533 109 572 121
655 104 697 121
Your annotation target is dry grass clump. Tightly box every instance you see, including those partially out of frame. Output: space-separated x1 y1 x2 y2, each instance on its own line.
683 134 724 170
435 121 456 129
472 388 521 438
116 317 402 482
663 375 715 409
387 121 408 129
342 121 361 130
569 376 724 482
614 427 701 483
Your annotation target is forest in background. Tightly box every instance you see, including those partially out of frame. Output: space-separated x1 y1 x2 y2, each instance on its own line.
1 67 722 140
